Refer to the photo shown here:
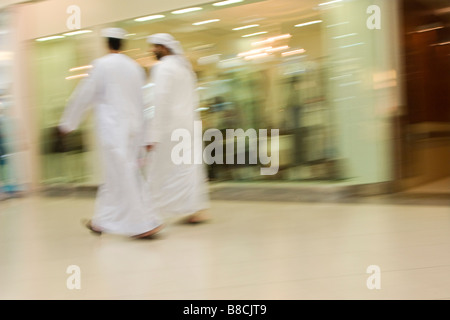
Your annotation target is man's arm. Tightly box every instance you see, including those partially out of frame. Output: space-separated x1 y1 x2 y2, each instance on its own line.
145 64 173 147
141 75 156 151
59 62 100 134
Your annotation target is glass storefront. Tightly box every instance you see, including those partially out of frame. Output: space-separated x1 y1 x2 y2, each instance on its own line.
35 30 102 186
32 0 402 187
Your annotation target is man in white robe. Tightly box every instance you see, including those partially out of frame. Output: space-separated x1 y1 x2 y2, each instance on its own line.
145 33 210 223
59 28 163 238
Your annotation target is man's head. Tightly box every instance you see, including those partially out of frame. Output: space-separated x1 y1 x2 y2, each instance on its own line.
101 28 127 52
107 37 122 51
152 43 172 60
147 33 183 60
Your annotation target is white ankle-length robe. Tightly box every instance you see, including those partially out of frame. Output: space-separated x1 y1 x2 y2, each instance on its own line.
144 55 209 217
59 53 161 236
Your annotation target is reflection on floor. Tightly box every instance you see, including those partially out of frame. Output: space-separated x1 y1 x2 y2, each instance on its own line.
1 192 450 300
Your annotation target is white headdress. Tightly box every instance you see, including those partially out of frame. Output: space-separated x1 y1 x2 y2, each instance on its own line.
101 28 127 40
147 33 184 55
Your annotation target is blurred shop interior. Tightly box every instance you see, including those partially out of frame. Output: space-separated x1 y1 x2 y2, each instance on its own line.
0 0 449 198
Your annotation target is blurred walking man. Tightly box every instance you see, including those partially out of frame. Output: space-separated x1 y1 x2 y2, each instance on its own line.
145 33 210 223
59 28 163 238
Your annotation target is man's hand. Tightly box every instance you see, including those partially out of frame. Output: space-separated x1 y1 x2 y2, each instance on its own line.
58 127 70 137
146 144 157 152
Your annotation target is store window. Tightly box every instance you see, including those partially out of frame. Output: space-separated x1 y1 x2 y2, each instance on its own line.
33 0 400 186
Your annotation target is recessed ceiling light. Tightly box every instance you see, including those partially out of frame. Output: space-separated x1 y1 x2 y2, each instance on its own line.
252 34 291 46
282 49 306 57
65 74 89 80
69 65 93 72
266 46 290 53
213 0 244 7
295 20 322 27
319 0 342 6
36 35 65 42
244 52 269 60
242 31 268 38
171 7 203 14
63 30 92 36
232 24 259 31
193 19 220 26
134 15 165 22
332 33 357 39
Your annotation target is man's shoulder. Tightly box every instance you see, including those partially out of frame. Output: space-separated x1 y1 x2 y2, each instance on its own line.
96 54 142 70
94 54 113 64
155 57 180 73
95 53 134 63
119 53 138 63
120 54 145 71
91 55 110 69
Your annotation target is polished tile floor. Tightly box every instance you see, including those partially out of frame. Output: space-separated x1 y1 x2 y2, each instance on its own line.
0 179 449 300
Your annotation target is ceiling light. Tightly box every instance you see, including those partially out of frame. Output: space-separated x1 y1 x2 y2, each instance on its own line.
431 41 450 46
242 31 268 38
171 7 203 14
69 65 93 72
63 30 92 36
295 20 322 27
232 24 259 31
213 0 244 6
193 19 220 26
416 26 444 33
333 33 357 39
282 49 306 57
326 21 349 28
252 33 291 46
266 46 289 53
134 14 165 22
65 74 89 80
244 52 269 60
238 47 272 57
36 35 65 42
319 0 342 6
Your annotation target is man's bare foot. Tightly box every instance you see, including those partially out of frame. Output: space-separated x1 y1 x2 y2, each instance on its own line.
186 210 211 224
82 219 102 235
133 225 164 239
